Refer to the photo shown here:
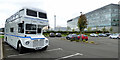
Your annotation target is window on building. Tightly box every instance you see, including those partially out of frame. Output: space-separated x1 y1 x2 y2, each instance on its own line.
10 28 14 32
26 9 37 17
39 12 47 19
18 23 24 33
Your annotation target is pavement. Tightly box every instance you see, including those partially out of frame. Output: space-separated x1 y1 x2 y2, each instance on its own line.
1 37 119 60
0 38 3 60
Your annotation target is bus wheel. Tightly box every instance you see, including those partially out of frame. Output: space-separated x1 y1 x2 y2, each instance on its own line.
17 42 24 54
42 46 48 51
5 37 7 42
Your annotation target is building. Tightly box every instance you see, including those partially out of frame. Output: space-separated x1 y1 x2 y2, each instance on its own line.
118 2 120 33
67 4 120 33
54 27 67 31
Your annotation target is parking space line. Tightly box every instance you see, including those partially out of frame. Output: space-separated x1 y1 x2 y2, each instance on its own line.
55 53 83 60
7 55 18 57
7 53 30 58
7 48 63 58
47 48 63 52
6 49 13 51
4 45 9 46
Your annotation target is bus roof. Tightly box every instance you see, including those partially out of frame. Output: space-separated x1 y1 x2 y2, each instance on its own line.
23 7 47 13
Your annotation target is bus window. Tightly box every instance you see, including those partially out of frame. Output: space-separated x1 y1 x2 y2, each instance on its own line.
26 24 36 30
18 23 24 33
37 25 41 33
26 24 36 34
39 12 47 19
26 9 37 17
10 28 14 32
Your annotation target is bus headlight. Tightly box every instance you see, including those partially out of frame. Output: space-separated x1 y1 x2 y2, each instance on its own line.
46 40 48 43
25 41 30 45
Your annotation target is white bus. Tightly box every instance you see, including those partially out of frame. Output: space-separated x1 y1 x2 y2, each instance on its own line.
4 7 49 53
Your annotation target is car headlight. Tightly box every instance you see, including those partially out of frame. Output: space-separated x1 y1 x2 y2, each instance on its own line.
25 41 30 45
46 40 48 43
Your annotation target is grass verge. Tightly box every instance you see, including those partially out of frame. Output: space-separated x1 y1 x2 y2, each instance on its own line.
0 35 4 38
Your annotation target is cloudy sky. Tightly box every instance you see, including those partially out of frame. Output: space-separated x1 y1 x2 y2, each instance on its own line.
0 0 119 28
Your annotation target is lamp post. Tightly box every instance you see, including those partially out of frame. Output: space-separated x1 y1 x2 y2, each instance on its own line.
80 12 82 15
54 15 56 30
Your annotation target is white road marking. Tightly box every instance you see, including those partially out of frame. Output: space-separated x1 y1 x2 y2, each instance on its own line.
55 53 83 60
7 55 18 57
6 49 13 51
47 48 63 51
18 53 30 56
7 48 62 57
4 45 9 46
7 53 30 57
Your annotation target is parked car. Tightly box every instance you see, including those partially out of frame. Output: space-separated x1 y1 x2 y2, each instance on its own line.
56 33 62 37
118 34 120 39
49 33 55 37
0 32 4 35
78 34 88 41
105 33 111 36
66 34 78 40
98 33 107 37
109 34 119 39
90 33 98 37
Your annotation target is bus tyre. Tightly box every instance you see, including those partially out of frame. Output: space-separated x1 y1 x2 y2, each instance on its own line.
18 42 24 54
42 46 48 51
5 37 7 42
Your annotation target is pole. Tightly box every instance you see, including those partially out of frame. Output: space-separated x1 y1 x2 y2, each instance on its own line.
54 15 56 30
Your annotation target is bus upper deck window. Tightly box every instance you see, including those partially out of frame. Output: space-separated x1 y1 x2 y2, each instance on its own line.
39 12 47 19
26 9 37 17
18 23 24 33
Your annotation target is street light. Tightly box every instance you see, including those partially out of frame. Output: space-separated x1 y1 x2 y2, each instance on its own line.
80 12 82 15
54 15 56 30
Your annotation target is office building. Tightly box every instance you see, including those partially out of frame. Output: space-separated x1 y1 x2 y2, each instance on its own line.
67 4 120 33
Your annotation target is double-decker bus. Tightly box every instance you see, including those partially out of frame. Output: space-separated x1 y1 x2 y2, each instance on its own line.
4 7 49 53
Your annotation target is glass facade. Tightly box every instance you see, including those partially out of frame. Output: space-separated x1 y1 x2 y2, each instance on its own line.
67 4 120 32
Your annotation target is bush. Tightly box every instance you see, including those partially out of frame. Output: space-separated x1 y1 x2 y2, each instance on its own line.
82 39 86 42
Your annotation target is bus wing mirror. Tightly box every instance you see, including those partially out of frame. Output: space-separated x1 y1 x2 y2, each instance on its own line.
42 26 50 30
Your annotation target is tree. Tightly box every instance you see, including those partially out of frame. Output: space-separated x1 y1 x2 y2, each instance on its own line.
109 27 113 33
102 26 106 33
67 26 71 31
77 12 87 41
72 28 75 32
67 26 71 34
95 26 98 31
87 27 91 31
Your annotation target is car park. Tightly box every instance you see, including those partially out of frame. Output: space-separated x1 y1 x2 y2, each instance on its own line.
49 33 55 37
0 32 4 35
98 33 107 37
66 34 78 40
90 33 98 37
78 34 88 41
118 34 120 39
56 33 62 37
109 34 119 39
105 33 111 36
